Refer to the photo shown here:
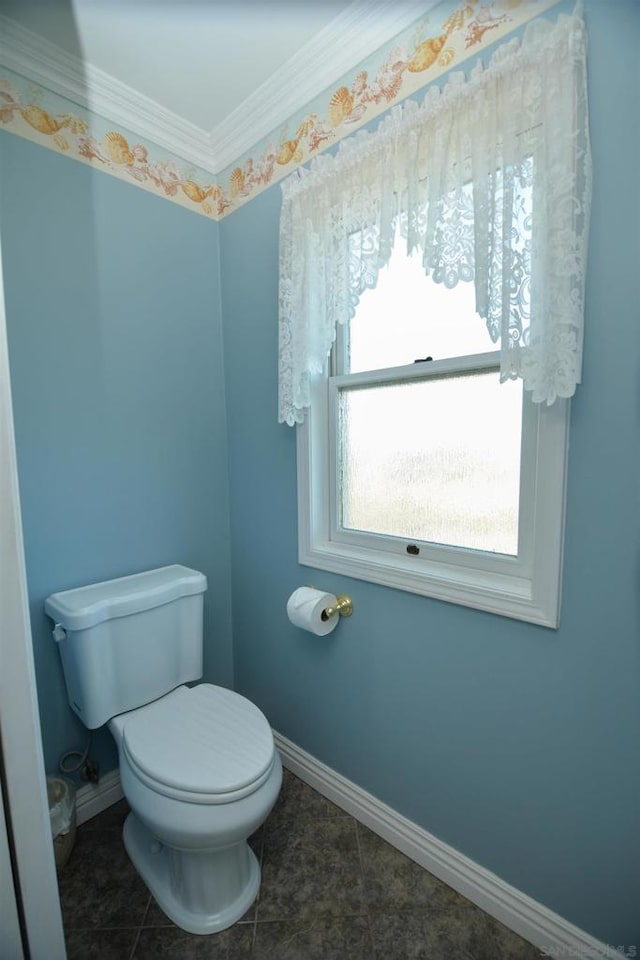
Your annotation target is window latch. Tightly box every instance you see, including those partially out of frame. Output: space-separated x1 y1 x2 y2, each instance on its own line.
413 356 433 363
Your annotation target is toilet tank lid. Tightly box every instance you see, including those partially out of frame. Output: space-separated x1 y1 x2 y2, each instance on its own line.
44 565 207 631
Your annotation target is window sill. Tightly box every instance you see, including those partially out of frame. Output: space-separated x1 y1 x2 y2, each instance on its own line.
299 537 560 628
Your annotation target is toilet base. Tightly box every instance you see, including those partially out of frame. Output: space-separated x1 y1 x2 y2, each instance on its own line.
123 812 260 935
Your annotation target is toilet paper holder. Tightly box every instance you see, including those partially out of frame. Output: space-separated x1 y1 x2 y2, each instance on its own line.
320 595 353 622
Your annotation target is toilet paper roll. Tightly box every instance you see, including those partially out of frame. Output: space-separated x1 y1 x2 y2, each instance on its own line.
286 587 339 636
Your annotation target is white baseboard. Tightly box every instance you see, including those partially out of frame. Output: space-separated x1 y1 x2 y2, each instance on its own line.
273 731 621 960
77 737 619 960
75 768 124 826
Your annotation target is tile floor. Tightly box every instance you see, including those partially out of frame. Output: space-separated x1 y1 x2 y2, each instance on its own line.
58 768 543 959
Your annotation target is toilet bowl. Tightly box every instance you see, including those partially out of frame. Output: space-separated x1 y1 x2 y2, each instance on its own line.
110 684 282 934
45 565 282 935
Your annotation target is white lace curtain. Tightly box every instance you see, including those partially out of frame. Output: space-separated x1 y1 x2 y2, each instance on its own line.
278 4 591 426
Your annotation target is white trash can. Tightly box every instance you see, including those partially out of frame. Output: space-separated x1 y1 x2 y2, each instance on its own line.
47 776 77 871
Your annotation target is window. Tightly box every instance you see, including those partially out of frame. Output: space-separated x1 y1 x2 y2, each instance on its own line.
280 7 589 628
297 231 570 627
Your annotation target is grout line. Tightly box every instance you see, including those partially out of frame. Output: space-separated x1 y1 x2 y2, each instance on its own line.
354 820 378 960
128 894 152 960
63 924 142 932
139 893 153 926
249 917 258 956
128 924 142 960
354 819 367 901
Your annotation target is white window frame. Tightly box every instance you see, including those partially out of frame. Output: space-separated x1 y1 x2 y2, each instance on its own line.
297 337 570 628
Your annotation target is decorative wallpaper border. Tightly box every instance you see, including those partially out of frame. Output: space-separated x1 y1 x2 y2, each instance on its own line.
0 0 560 221
0 70 221 220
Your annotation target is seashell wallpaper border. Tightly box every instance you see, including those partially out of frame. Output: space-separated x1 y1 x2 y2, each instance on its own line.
0 0 560 222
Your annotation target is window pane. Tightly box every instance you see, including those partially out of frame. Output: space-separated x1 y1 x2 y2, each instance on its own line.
338 373 522 555
348 233 494 374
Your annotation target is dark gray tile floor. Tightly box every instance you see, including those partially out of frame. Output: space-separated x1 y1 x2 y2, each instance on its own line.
58 768 543 959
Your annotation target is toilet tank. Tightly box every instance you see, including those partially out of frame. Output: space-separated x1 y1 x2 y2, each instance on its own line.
45 565 207 730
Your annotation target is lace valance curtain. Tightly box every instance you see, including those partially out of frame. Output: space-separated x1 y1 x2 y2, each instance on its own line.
278 5 591 427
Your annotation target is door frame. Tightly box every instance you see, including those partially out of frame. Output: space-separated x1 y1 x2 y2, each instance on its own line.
0 225 66 958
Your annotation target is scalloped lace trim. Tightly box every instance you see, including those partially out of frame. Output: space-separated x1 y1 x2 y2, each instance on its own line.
279 4 591 425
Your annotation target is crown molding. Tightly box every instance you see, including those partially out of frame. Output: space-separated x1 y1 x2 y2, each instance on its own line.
0 15 217 174
0 2 436 178
210 0 437 172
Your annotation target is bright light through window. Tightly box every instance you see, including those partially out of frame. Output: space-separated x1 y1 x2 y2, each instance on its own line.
337 235 522 556
338 372 523 555
348 233 495 374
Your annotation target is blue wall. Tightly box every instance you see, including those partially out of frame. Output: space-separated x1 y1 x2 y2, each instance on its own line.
221 0 640 944
0 132 233 777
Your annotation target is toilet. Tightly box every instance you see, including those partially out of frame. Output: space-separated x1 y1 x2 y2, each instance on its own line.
45 565 282 935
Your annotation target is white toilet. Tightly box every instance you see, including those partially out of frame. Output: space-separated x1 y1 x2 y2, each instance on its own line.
45 565 282 935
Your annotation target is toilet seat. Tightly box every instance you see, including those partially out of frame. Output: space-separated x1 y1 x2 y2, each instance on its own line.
121 684 275 804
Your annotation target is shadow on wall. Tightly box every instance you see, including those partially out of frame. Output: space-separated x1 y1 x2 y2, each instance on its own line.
0 0 111 784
